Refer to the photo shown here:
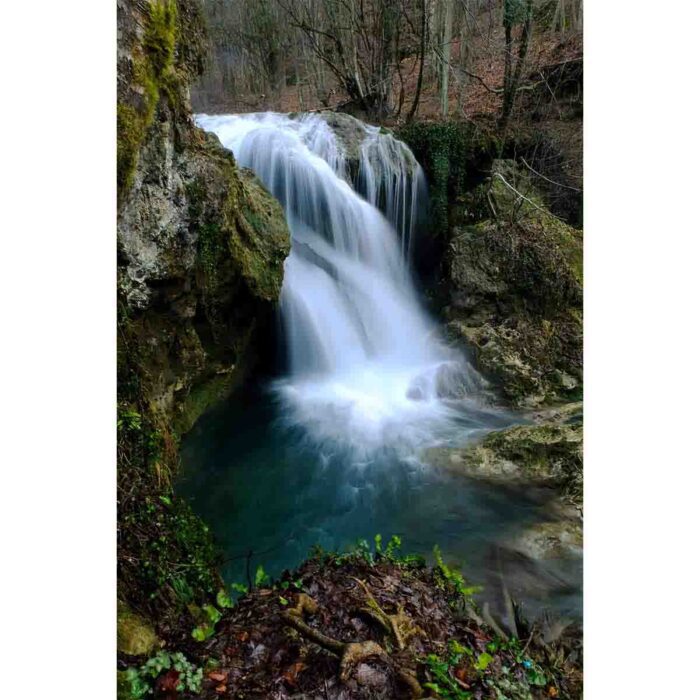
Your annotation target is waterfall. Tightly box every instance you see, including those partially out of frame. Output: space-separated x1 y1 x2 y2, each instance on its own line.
195 112 482 452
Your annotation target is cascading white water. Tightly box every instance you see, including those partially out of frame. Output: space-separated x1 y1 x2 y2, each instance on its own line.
196 112 483 452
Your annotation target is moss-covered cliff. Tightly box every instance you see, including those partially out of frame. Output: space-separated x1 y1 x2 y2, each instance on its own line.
117 0 290 622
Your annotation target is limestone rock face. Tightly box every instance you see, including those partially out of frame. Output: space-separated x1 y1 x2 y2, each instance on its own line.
444 159 582 406
117 0 290 434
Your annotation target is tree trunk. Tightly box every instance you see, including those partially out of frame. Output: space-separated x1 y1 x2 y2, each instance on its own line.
499 0 533 134
407 0 427 122
439 0 454 117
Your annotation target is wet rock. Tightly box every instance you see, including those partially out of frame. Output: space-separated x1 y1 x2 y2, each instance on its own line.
424 420 582 495
511 519 583 560
118 0 291 435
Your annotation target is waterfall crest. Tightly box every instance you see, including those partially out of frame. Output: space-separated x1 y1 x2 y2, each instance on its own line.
196 112 482 451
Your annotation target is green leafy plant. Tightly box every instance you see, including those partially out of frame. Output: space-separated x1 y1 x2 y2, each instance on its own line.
118 407 142 433
216 588 234 609
475 652 493 671
385 534 402 559
433 546 482 602
191 603 222 641
422 644 473 700
125 651 203 699
231 581 249 595
254 564 269 588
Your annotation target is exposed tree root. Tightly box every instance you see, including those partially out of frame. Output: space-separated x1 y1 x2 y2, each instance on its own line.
352 577 424 650
280 591 423 696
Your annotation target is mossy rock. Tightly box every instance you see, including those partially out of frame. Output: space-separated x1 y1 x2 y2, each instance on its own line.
448 313 582 407
423 418 582 505
444 159 582 406
117 600 159 656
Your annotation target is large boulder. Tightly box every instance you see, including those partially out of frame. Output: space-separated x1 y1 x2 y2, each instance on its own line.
117 0 291 435
444 160 582 407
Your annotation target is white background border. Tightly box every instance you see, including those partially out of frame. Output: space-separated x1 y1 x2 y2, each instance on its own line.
1 0 699 696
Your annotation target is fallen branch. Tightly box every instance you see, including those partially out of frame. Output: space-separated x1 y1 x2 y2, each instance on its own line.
519 158 583 192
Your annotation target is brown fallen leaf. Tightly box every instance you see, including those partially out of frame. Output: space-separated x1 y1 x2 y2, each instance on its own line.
215 683 227 694
282 661 307 687
454 667 469 684
208 671 228 683
155 669 180 697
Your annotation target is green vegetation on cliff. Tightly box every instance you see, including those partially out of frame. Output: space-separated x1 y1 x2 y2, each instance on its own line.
117 0 290 623
397 121 499 240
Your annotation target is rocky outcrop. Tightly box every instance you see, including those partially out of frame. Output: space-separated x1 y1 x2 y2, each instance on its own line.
424 415 582 502
444 160 583 407
117 0 290 618
398 121 582 407
118 0 290 435
424 402 582 561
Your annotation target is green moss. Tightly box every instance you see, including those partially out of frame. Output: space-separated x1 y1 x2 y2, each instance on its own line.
225 172 289 301
143 0 177 78
117 600 159 656
397 121 499 239
117 670 131 700
117 103 145 212
117 1 180 203
173 370 237 437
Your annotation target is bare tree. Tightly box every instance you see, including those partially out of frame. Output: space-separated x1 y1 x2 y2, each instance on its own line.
277 0 411 120
406 0 427 122
499 0 534 133
438 0 454 116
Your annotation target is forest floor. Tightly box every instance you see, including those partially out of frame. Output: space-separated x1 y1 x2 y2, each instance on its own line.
119 546 582 699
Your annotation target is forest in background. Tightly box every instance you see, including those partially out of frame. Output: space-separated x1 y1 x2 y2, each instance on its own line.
191 0 582 130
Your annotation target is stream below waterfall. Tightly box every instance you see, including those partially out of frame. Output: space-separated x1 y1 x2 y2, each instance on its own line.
179 112 582 622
